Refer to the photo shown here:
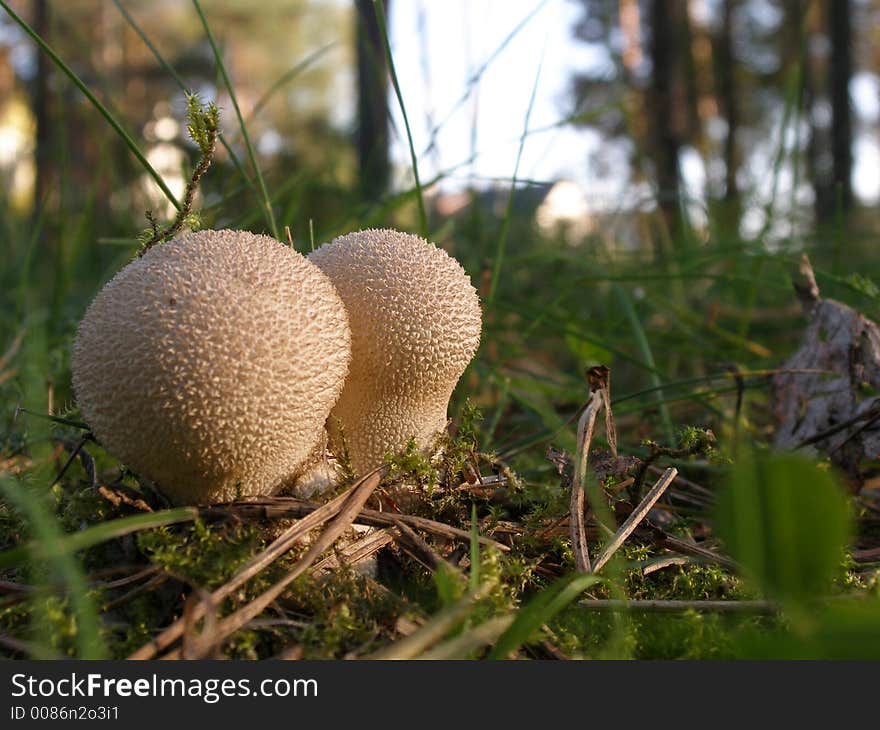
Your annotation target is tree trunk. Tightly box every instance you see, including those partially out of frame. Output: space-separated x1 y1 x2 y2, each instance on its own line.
32 0 52 215
647 0 681 242
355 0 390 201
825 0 853 218
715 0 740 229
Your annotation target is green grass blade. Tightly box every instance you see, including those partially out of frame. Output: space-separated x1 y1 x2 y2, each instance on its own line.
192 0 280 239
247 43 338 125
373 0 428 238
15 408 89 431
418 615 514 659
489 572 601 659
112 0 274 208
370 581 495 659
423 0 548 156
0 506 198 570
488 49 544 305
0 477 107 659
0 0 181 212
469 503 480 592
612 283 675 443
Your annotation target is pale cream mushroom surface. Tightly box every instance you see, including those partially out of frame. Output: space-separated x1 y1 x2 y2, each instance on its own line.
71 229 351 505
308 228 482 475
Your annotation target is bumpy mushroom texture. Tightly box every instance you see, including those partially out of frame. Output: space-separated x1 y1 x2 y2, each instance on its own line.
308 228 481 475
71 229 351 505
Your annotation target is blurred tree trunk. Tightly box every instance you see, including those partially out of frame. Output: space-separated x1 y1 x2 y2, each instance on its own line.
355 0 390 201
679 5 701 147
825 0 853 219
714 0 740 230
31 0 52 216
646 0 681 242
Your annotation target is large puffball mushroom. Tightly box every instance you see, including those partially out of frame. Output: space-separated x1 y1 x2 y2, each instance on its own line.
71 229 351 505
308 228 481 475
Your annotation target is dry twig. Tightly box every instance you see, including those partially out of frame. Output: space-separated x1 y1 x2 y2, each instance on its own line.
199 499 511 553
592 467 677 573
161 468 386 659
129 468 387 660
570 365 614 573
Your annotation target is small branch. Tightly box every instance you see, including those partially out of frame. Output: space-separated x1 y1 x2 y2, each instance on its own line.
388 516 453 573
181 587 220 660
792 399 880 451
592 467 677 574
630 429 714 499
641 555 693 576
309 527 394 575
163 467 386 659
570 366 616 573
198 499 511 553
129 469 387 660
588 365 617 457
0 634 61 659
49 433 95 488
652 532 738 571
571 389 603 573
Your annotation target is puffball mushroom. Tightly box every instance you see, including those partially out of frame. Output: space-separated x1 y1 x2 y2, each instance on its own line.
71 229 351 505
308 228 481 474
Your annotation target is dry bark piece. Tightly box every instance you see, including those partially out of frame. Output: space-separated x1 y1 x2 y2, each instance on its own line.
771 254 880 488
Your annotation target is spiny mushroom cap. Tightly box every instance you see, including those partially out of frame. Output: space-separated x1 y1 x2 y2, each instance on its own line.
71 229 351 505
308 228 481 474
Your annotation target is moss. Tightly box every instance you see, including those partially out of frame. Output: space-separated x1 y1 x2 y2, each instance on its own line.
551 604 776 659
386 436 439 490
137 519 263 591
280 568 404 659
625 561 747 602
0 498 26 553
441 400 483 479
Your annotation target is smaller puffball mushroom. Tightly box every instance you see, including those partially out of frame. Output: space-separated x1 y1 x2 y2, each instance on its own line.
71 229 351 504
308 228 481 474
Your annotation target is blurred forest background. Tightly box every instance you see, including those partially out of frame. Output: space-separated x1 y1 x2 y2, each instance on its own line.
2 0 877 242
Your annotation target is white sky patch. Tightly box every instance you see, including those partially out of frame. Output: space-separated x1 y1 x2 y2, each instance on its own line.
851 71 880 123
387 1 880 230
680 146 709 231
389 0 593 193
854 134 880 204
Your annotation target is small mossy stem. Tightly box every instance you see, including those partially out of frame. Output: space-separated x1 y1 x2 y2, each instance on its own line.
138 94 219 256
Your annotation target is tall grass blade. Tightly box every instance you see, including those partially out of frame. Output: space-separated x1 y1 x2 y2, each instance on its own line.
370 580 497 659
469 503 480 592
488 50 544 306
489 572 601 659
372 0 428 237
111 0 258 204
192 0 280 239
0 507 198 570
612 283 675 443
423 0 549 156
0 477 107 659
